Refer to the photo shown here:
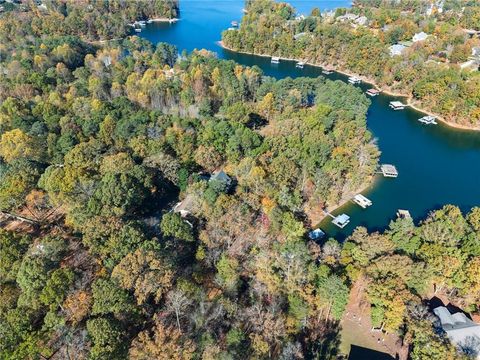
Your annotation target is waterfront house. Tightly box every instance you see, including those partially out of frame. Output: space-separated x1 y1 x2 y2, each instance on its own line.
433 306 480 358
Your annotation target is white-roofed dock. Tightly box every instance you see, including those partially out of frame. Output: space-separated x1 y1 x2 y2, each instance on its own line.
380 164 398 178
352 194 372 208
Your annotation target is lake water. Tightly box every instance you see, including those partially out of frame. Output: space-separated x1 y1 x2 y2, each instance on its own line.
140 0 480 240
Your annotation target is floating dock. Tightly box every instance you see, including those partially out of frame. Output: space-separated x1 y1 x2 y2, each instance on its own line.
308 228 325 240
366 89 380 96
389 101 407 110
397 209 412 219
322 69 333 75
352 194 372 208
332 214 351 228
348 76 361 84
418 115 437 125
380 164 398 178
271 56 280 64
296 61 305 69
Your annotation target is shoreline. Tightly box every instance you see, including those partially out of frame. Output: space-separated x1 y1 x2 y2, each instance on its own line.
217 41 480 132
312 175 377 227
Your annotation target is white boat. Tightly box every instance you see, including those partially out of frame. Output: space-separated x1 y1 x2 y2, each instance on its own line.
348 76 361 84
231 21 239 27
296 61 305 69
418 115 437 125
147 19 153 24
322 69 333 75
138 20 147 27
134 28 142 33
271 56 280 64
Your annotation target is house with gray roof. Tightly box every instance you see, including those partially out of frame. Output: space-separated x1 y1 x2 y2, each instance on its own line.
434 306 480 358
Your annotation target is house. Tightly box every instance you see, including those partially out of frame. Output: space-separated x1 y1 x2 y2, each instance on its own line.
433 306 480 358
209 170 232 189
173 194 195 217
412 32 429 43
389 44 407 57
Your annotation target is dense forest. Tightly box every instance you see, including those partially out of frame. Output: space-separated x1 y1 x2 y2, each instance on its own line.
0 0 179 41
0 1 479 359
222 0 480 128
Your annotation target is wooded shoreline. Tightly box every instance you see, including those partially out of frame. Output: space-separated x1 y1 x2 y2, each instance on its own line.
218 41 480 132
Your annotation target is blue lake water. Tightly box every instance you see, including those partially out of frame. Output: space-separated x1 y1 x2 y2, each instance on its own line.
140 0 480 240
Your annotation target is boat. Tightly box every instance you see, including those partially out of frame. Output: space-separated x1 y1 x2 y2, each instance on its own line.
418 115 437 125
322 69 333 75
138 20 146 27
134 28 142 33
296 61 305 69
389 101 406 110
348 76 361 84
271 56 280 64
147 19 153 24
366 89 380 96
231 21 238 27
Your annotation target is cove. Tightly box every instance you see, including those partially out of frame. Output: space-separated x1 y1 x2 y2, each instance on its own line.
139 0 480 241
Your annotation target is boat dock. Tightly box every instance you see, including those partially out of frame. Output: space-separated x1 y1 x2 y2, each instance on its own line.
271 56 280 64
332 214 351 228
352 194 372 208
348 76 361 84
397 209 412 219
389 101 407 110
322 69 333 75
418 115 437 125
308 228 325 240
296 61 305 69
231 21 238 27
366 89 380 96
380 164 398 178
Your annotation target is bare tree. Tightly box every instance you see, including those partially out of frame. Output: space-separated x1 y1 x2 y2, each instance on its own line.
165 289 192 331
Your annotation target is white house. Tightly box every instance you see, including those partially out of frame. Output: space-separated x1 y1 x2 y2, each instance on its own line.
412 32 429 43
389 44 407 57
434 306 480 359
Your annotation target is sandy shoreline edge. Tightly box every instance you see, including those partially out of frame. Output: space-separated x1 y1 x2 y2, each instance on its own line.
217 41 480 132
